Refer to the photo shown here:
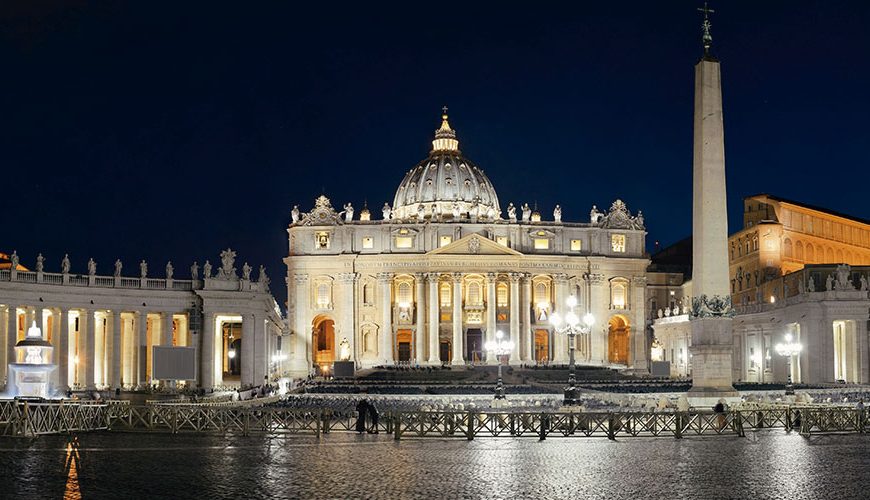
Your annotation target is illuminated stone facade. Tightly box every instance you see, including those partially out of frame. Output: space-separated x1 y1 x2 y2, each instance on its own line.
285 113 650 375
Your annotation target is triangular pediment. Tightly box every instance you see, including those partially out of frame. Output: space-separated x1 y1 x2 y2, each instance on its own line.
427 233 523 256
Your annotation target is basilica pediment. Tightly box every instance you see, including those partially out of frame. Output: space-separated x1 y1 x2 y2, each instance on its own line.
427 234 523 256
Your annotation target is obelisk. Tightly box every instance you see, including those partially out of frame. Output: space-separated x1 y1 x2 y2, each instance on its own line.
688 4 738 403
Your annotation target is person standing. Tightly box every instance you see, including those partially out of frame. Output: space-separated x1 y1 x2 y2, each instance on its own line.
355 399 369 434
367 400 380 434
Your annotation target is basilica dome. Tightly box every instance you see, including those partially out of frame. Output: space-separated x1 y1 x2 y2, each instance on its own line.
391 111 501 221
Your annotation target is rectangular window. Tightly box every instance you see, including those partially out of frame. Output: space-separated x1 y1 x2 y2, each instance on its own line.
611 234 626 253
496 236 508 247
570 239 582 251
534 238 549 250
395 236 413 249
315 232 330 250
440 235 453 247
362 237 374 249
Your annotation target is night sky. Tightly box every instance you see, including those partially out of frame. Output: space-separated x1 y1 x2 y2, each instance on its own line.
2 1 869 308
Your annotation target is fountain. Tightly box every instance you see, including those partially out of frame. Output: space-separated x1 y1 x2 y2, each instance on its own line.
6 321 58 398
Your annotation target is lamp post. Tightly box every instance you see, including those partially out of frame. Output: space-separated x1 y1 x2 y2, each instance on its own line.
775 333 802 395
550 295 595 406
484 330 513 400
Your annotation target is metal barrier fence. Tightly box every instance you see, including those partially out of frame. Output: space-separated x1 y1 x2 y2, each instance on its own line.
1 399 867 439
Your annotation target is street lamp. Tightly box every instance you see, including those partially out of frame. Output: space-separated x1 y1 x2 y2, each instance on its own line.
550 295 595 405
775 333 802 395
484 330 514 400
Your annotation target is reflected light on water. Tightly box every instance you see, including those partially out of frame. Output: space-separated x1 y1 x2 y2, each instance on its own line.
64 437 81 500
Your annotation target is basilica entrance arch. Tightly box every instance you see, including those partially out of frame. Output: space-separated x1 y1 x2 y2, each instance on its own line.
534 329 549 363
466 328 483 363
312 315 335 366
608 315 630 365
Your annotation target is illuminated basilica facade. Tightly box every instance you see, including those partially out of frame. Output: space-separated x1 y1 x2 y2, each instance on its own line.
285 113 650 375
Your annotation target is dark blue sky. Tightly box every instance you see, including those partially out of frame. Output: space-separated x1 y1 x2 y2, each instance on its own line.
3 1 869 307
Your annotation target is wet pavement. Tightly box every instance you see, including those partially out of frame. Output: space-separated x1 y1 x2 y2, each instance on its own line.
1 430 869 499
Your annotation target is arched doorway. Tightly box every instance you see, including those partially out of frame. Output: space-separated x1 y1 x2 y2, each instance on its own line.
312 316 335 366
466 329 483 363
534 329 549 363
396 330 412 363
608 316 630 365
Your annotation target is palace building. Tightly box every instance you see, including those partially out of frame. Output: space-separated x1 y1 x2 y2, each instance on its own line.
284 112 650 376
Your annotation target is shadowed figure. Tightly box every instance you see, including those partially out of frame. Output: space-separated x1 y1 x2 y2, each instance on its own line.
367 400 380 434
355 399 369 433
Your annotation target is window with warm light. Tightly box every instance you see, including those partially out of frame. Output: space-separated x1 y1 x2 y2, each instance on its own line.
467 280 483 306
496 236 508 247
362 237 374 249
396 281 412 307
439 282 451 307
316 283 331 308
611 281 627 309
534 238 549 250
570 239 582 251
316 232 330 250
611 234 626 253
440 235 453 247
496 283 509 307
395 236 413 249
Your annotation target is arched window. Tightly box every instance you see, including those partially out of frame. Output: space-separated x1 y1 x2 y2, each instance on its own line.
496 283 509 307
363 282 374 305
467 281 482 306
783 238 793 258
439 282 451 307
806 243 815 263
611 279 628 309
316 283 331 308
396 281 412 307
534 282 549 305
795 240 804 261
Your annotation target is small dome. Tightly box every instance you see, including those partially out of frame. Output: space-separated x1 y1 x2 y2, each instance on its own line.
392 110 500 221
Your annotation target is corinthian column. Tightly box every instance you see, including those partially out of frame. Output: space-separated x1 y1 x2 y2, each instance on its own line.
292 274 310 373
426 273 441 365
521 274 533 363
111 310 122 389
509 273 521 364
552 273 569 364
377 272 394 365
85 310 96 389
451 273 464 365
485 273 498 364
414 273 425 365
59 309 70 390
338 272 358 365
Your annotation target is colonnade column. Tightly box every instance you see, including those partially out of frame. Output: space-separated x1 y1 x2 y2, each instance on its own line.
414 273 425 365
241 313 255 387
378 273 394 365
485 273 497 365
857 319 869 384
58 309 70 391
426 273 441 365
3 306 14 380
111 310 122 389
34 306 44 337
509 273 521 364
552 274 568 364
136 312 147 387
84 310 96 389
201 308 215 389
251 313 266 386
521 274 533 363
162 312 174 347
338 273 357 364
451 273 464 365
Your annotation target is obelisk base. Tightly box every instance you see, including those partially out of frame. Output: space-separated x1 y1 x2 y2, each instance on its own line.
687 317 739 407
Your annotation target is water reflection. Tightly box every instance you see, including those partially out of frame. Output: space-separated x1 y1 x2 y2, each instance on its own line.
64 436 81 500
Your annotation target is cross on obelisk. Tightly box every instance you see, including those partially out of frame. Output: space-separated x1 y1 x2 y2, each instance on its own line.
697 2 715 54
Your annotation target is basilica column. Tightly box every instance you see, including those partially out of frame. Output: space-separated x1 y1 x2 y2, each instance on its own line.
508 273 521 364
414 274 426 365
521 274 533 363
552 274 569 364
588 273 609 364
338 273 357 364
84 310 96 389
426 273 441 365
241 313 255 387
485 273 497 364
162 312 174 347
378 273 395 365
251 313 266 386
136 311 148 387
450 273 464 365
58 309 70 390
111 310 122 390
201 308 215 389
292 274 311 373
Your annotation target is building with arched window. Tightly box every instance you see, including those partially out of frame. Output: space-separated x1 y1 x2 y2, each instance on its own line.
284 112 650 375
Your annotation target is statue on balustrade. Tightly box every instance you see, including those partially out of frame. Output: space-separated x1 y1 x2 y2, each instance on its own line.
338 337 351 361
382 202 392 220
87 258 96 276
291 205 300 224
553 204 562 223
343 203 354 222
417 203 426 221
521 203 531 222
807 276 815 292
10 251 19 270
61 254 71 274
258 265 269 286
826 274 834 291
590 205 603 224
140 260 148 279
114 259 122 277
166 261 174 280
191 261 200 280
507 202 517 222
861 275 869 292
203 260 212 279
451 201 461 220
242 262 252 281
36 253 44 272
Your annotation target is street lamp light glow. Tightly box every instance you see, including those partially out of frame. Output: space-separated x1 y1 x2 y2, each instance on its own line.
551 296 594 406
775 332 803 395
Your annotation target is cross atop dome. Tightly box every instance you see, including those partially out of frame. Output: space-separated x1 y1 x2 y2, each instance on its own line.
432 105 459 152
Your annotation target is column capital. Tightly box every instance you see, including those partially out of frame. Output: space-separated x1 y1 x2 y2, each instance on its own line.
552 273 569 284
509 272 522 283
485 272 498 282
632 275 648 286
424 272 441 282
294 273 309 285
376 272 394 283
585 273 606 285
451 272 463 284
